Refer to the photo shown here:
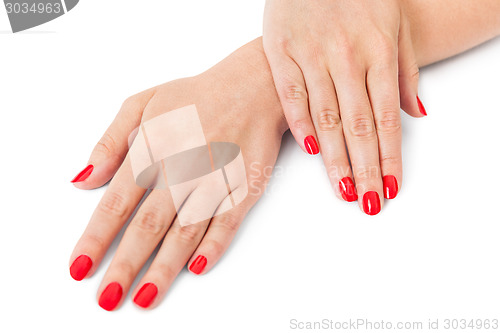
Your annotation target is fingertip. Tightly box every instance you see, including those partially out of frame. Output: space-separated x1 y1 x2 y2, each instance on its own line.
360 191 383 216
417 96 427 116
304 135 319 155
188 255 207 275
69 254 93 281
70 164 94 184
70 158 122 190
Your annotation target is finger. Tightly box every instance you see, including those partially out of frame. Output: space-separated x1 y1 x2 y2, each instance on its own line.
330 58 384 215
69 156 146 281
96 189 176 311
71 88 156 189
398 17 427 118
129 178 230 309
367 46 402 200
305 69 357 202
185 187 251 276
265 49 319 155
130 215 211 309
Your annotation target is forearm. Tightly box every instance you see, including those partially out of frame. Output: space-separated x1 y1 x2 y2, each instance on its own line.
402 0 500 66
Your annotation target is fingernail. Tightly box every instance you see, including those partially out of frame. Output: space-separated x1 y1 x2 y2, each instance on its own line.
133 283 158 308
339 177 358 202
417 96 427 116
189 255 207 275
71 164 94 183
383 175 399 199
363 191 381 216
98 282 123 311
69 255 93 281
304 135 319 155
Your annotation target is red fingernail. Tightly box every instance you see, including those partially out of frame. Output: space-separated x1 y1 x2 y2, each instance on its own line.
304 135 319 155
189 255 207 275
98 282 123 311
383 175 399 199
339 177 358 202
69 255 93 281
134 283 158 309
363 191 381 216
71 164 94 183
417 96 427 116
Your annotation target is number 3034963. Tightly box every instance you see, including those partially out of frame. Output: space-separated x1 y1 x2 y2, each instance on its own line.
5 2 62 14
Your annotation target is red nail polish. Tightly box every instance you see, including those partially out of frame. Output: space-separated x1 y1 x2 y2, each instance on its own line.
383 175 398 199
98 282 123 311
417 96 427 116
339 177 358 202
304 135 319 155
189 255 207 275
363 191 381 216
70 255 93 281
71 164 94 183
134 283 158 308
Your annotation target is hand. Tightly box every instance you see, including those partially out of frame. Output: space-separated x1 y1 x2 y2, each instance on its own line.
263 0 427 215
69 40 286 310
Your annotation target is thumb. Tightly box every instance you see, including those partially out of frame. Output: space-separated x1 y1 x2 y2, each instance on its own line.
398 17 427 118
71 88 155 189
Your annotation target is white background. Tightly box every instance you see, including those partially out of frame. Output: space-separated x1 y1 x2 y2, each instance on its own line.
1 1 499 332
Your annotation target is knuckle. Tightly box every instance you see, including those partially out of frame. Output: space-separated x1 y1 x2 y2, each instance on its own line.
410 64 420 81
290 118 309 131
113 260 135 280
317 109 342 131
303 44 323 63
380 154 400 166
376 110 401 134
214 212 241 232
204 239 225 257
373 34 397 62
354 166 380 182
283 85 308 105
400 62 420 82
348 115 376 139
98 191 128 218
333 32 355 57
132 210 166 236
121 95 140 110
85 233 105 253
274 36 290 52
94 132 117 156
174 224 201 244
155 263 176 281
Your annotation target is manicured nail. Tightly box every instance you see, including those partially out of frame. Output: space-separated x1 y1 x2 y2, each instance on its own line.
69 255 93 281
134 283 158 309
189 255 207 275
339 177 358 202
383 175 399 199
71 164 94 183
304 135 319 155
98 282 123 311
363 191 381 216
417 96 427 116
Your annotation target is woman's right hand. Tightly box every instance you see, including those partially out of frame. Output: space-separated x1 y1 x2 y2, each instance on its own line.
263 0 427 216
69 39 287 310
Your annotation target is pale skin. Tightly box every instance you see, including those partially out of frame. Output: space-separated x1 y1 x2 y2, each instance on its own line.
263 0 500 213
70 0 500 310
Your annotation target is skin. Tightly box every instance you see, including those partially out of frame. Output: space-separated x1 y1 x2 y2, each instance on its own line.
264 0 420 212
263 0 500 213
70 1 500 310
